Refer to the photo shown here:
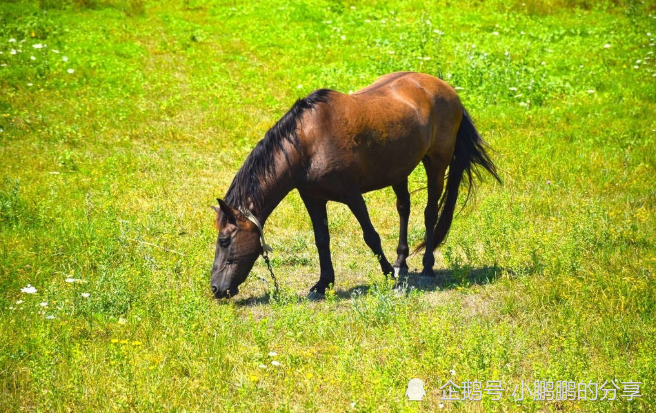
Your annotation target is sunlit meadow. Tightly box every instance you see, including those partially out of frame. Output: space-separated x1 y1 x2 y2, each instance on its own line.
1 0 655 411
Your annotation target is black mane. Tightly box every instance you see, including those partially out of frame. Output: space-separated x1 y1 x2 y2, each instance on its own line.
224 88 331 211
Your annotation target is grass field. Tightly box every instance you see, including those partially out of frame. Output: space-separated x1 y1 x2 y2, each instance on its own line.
1 0 655 411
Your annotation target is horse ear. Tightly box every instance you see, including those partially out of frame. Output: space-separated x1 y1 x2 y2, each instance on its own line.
216 198 237 221
211 205 220 214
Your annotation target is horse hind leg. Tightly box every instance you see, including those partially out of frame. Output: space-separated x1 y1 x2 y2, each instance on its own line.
420 157 447 280
392 179 410 276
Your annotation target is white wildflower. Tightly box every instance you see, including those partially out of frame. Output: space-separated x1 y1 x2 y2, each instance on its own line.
271 360 281 367
65 278 83 283
81 292 90 298
62 56 68 62
21 285 37 294
604 44 611 48
67 68 74 74
32 44 43 49
268 351 278 357
40 302 48 307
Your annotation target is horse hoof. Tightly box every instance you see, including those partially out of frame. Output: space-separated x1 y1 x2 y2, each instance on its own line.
307 291 325 301
393 266 408 278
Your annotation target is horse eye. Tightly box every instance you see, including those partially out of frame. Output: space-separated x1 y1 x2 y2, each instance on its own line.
219 236 231 248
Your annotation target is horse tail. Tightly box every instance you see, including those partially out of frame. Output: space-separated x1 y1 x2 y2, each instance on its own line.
417 108 501 253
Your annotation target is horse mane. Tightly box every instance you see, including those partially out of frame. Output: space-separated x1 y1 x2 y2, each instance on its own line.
224 88 332 211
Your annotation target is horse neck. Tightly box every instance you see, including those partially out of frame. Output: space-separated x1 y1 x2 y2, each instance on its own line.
252 145 304 224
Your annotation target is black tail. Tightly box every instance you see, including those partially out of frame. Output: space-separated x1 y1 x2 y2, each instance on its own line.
416 108 501 252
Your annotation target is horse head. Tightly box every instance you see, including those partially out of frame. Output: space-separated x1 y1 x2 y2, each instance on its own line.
210 199 262 298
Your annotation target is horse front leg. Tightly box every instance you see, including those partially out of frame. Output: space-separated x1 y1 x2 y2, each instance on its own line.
344 192 395 277
300 192 335 298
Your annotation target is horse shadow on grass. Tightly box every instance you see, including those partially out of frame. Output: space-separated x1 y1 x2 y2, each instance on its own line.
233 265 510 306
402 265 507 292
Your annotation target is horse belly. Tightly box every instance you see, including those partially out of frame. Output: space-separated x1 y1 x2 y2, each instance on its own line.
355 130 429 192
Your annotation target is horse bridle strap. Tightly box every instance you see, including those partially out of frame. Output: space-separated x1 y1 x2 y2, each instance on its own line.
238 207 279 295
238 207 273 256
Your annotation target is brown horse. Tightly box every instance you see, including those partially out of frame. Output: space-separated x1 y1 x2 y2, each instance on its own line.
211 72 500 299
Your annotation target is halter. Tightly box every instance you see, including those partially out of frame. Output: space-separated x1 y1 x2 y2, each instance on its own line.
238 207 273 256
238 207 279 295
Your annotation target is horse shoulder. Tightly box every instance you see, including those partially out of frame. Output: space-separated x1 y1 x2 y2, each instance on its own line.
298 94 360 182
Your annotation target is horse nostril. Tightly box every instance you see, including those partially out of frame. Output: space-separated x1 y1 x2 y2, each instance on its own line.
211 285 218 295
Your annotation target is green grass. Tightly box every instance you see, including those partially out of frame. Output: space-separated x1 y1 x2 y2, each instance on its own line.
1 0 655 411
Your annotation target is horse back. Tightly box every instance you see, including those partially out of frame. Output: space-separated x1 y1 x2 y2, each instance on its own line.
299 72 462 196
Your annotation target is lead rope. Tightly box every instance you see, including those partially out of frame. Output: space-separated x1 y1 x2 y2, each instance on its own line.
239 207 279 296
262 252 279 296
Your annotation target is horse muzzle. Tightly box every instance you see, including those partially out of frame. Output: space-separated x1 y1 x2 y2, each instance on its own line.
212 283 239 299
